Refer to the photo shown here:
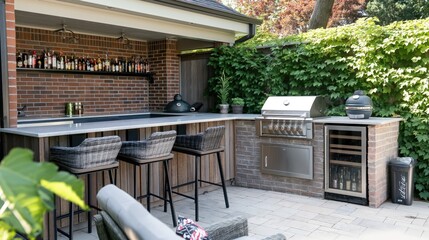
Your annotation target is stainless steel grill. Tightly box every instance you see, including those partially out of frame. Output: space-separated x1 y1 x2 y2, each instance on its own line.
256 96 326 139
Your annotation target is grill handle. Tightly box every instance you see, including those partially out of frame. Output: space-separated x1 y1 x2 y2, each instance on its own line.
261 112 308 118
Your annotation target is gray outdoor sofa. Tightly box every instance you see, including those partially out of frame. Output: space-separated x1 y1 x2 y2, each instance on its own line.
94 184 286 240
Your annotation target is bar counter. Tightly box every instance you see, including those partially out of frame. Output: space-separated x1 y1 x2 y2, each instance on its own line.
0 112 258 240
4 112 258 137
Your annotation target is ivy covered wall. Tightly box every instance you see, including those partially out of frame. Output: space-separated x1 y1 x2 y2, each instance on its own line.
208 18 429 200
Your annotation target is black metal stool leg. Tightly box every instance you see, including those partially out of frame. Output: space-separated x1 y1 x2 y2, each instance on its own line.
87 174 92 233
53 197 57 240
147 164 151 211
108 169 114 184
163 160 177 227
216 152 229 208
69 202 73 240
163 163 168 213
195 155 199 221
133 164 137 199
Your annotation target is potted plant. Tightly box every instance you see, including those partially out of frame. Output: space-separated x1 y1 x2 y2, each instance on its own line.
231 97 245 114
217 70 230 114
0 148 87 239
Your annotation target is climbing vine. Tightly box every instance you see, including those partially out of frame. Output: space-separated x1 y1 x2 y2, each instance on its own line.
208 18 429 199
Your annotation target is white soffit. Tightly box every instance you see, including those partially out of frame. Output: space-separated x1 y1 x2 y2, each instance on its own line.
15 0 249 44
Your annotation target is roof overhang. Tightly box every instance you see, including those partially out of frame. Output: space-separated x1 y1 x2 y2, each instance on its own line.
15 0 260 51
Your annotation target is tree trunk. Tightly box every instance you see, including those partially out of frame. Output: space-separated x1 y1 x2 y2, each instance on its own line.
308 0 335 29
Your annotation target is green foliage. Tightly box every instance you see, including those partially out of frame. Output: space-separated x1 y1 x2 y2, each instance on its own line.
217 70 231 104
231 97 245 106
366 0 429 25
209 17 429 199
0 148 88 239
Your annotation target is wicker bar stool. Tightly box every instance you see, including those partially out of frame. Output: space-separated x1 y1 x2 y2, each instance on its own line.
172 125 229 221
50 135 122 240
117 130 177 227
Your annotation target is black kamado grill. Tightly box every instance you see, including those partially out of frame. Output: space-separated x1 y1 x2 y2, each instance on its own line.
345 90 373 119
164 94 203 113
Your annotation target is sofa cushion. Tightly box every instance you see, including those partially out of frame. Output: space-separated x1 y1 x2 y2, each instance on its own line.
97 184 182 240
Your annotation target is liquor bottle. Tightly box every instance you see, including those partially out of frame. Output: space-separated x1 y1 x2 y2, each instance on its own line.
145 59 150 73
331 166 338 189
338 167 344 190
345 168 351 191
44 50 48 69
357 169 362 192
28 51 33 68
97 57 102 71
74 57 78 71
60 54 65 70
58 53 62 70
32 50 37 67
17 52 23 68
117 59 123 72
23 52 28 68
351 170 357 192
52 51 57 69
36 53 42 69
47 51 52 69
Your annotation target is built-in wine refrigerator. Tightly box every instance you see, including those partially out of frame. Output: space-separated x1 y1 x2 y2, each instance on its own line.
324 125 368 205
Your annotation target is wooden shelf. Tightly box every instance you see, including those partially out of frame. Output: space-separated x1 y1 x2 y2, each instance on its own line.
17 67 155 83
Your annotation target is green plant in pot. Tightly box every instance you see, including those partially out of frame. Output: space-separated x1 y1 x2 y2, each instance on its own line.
231 97 245 114
0 148 87 240
217 70 231 114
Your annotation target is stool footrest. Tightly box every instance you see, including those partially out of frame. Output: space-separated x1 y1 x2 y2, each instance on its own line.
57 228 71 238
172 190 196 201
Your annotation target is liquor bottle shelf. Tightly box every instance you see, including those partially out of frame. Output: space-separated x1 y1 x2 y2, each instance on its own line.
16 68 155 83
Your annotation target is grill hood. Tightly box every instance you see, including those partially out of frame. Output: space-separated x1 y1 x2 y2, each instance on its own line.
261 96 326 118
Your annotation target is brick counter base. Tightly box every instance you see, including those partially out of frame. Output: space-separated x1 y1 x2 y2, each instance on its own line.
234 120 400 207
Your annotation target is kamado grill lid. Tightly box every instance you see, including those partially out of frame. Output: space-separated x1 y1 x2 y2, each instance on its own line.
261 96 326 118
345 90 373 119
164 94 191 113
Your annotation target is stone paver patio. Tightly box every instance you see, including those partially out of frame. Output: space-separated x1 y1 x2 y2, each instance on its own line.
63 186 429 240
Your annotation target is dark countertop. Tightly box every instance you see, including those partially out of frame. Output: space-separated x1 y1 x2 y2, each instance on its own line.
313 116 402 125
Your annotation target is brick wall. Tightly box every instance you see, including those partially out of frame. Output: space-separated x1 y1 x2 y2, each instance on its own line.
5 0 17 127
148 39 180 111
15 27 180 117
235 120 325 198
367 122 399 207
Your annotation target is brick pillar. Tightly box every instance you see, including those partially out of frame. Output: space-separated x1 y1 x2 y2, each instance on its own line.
367 122 400 207
148 39 180 111
4 0 17 127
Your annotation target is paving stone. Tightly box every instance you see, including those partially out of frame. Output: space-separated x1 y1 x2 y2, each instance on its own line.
58 186 429 240
308 229 340 239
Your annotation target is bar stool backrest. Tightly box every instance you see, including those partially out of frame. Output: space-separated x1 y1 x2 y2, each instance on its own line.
175 125 225 151
50 136 122 169
120 130 177 159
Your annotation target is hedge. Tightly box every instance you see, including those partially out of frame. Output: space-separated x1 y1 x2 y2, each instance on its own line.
208 18 429 200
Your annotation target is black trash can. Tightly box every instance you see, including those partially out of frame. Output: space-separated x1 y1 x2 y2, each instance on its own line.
389 157 416 205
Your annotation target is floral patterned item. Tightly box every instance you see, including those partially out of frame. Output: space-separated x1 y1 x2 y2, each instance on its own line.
176 216 211 240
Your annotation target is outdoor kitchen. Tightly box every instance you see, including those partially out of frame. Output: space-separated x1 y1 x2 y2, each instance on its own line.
3 1 424 240
234 95 401 208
